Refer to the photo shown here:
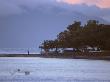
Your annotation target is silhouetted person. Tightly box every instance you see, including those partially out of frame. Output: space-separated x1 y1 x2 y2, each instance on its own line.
28 50 29 55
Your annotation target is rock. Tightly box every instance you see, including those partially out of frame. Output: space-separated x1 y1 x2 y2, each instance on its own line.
17 69 20 72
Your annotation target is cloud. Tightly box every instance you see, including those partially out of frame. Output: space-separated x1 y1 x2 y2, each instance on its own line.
98 0 110 8
0 0 110 17
58 0 110 8
0 0 23 16
57 0 81 4
0 0 57 16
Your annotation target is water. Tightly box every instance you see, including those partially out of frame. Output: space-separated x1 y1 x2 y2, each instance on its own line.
0 57 110 82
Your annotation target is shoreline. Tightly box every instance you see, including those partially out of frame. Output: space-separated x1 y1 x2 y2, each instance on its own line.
0 53 110 60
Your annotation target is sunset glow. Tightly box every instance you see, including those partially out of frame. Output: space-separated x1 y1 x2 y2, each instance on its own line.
58 0 110 8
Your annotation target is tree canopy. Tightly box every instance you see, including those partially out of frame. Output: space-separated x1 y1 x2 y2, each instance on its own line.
40 20 110 52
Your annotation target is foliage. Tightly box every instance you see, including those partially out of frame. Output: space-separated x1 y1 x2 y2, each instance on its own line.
40 20 110 52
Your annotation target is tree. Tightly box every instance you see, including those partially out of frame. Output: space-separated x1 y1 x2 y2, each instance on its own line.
40 20 110 54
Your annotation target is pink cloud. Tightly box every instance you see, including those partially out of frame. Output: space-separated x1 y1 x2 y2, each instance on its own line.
57 0 81 4
98 0 110 8
58 0 110 8
61 0 81 4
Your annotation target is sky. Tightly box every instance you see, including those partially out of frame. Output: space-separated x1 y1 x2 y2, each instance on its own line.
0 0 110 53
58 0 110 8
0 0 110 16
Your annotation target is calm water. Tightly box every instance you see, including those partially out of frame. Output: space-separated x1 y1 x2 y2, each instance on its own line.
0 57 110 82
